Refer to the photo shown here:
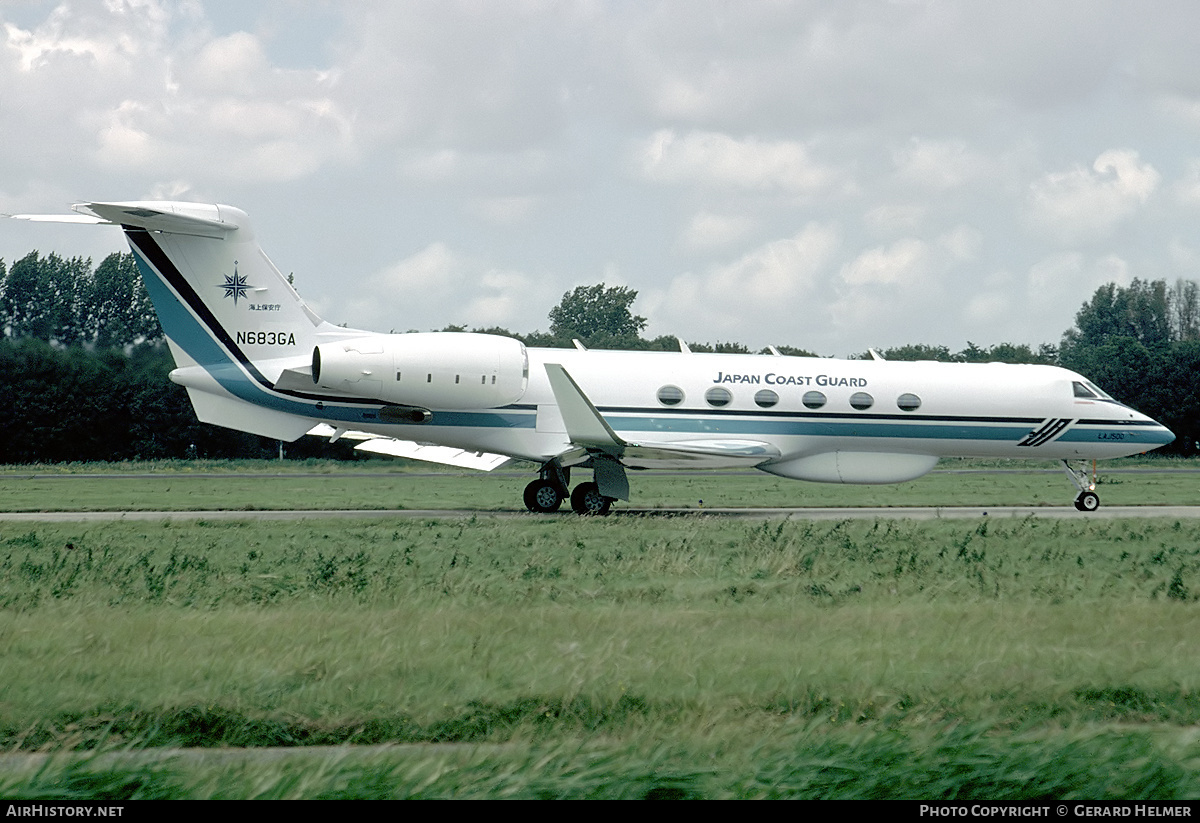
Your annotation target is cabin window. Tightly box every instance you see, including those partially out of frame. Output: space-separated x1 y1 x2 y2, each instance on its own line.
754 389 779 408
802 390 827 409
657 385 685 406
897 393 921 412
849 391 874 410
427 373 432 383
705 386 732 407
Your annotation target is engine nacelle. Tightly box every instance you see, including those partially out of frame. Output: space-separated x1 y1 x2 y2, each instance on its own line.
312 332 528 409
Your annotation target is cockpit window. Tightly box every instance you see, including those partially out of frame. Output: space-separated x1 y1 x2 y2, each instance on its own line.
1073 380 1114 400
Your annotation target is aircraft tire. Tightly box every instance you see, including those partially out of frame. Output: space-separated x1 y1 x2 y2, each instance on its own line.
1074 491 1100 512
524 479 563 513
570 482 612 515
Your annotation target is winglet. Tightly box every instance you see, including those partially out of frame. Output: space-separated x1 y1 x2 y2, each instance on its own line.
543 363 625 452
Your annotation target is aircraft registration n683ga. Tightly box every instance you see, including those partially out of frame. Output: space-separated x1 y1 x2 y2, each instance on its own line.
10 201 1176 513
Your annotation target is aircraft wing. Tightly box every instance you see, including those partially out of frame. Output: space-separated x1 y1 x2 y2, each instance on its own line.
306 424 512 471
544 363 779 469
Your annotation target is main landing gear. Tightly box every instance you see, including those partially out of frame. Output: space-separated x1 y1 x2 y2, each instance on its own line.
1062 460 1100 511
522 465 616 515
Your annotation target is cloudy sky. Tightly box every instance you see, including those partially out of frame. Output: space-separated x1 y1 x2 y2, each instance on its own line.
3 0 1200 356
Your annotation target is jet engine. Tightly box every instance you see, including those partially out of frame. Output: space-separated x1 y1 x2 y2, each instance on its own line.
312 332 528 409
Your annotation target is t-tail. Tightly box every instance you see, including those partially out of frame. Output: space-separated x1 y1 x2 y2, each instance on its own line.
75 201 361 440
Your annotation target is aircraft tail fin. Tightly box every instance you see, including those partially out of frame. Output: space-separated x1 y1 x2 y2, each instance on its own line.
75 201 348 440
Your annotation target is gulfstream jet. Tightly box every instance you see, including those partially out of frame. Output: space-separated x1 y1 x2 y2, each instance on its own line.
10 202 1176 513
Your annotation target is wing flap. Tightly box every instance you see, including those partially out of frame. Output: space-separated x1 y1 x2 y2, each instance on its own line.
618 438 781 469
353 438 512 471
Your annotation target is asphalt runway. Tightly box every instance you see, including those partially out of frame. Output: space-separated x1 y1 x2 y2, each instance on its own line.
3 505 1200 522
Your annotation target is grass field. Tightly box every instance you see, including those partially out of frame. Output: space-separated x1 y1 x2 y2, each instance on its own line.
1 464 1199 798
0 455 1196 511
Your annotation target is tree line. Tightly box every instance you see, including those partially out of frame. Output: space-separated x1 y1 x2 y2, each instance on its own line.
0 252 350 462
0 251 1195 462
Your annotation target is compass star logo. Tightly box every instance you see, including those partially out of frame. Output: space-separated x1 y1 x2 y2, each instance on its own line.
219 263 251 305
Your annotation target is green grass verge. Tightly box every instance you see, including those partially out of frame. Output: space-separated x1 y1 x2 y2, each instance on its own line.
1 514 1199 797
0 456 1196 510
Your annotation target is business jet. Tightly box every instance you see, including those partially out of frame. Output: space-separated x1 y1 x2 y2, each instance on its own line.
9 201 1176 513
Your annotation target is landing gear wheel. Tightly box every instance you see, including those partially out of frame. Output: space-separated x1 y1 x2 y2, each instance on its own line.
523 479 563 513
1074 491 1100 512
570 481 612 515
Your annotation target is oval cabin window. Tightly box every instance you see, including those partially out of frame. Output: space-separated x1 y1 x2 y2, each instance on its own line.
657 385 684 406
802 391 827 409
897 393 922 412
754 389 779 408
849 392 874 410
705 386 732 407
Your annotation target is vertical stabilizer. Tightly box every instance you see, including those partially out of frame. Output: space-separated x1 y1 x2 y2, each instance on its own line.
76 201 343 439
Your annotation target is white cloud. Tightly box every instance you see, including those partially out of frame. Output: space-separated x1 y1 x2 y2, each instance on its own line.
964 291 1013 325
1173 159 1200 205
639 130 840 195
188 31 270 94
333 242 540 333
893 138 991 190
466 196 540 226
840 238 929 286
1027 149 1161 244
1027 252 1131 297
863 203 926 235
679 212 754 254
646 222 841 340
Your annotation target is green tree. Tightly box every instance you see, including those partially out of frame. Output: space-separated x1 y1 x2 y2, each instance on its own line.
547 283 647 347
1063 278 1171 352
865 344 956 362
89 253 161 346
1169 278 1200 342
1 251 61 341
763 344 819 357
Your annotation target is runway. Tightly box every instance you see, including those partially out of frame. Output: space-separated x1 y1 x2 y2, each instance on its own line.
2 505 1199 522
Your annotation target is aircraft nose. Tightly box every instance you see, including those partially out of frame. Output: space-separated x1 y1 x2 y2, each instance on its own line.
1140 411 1175 448
1161 424 1177 447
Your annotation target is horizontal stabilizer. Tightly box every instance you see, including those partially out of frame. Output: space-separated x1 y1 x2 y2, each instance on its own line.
5 213 110 225
75 201 237 239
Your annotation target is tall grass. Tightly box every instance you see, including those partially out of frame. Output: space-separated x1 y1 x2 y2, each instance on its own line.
2 514 1198 797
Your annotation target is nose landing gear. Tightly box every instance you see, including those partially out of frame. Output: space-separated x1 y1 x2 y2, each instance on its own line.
1062 460 1100 511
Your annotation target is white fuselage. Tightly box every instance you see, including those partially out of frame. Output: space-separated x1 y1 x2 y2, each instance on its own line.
318 347 1171 474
